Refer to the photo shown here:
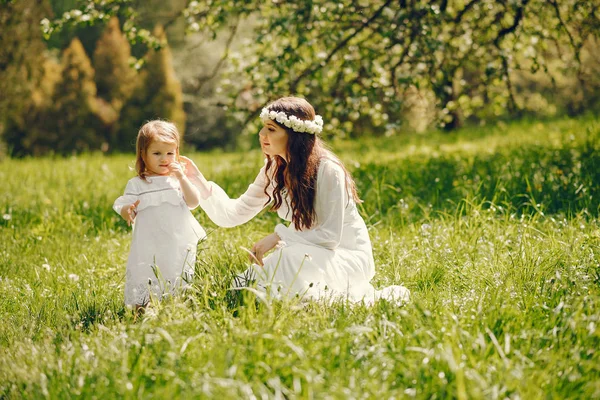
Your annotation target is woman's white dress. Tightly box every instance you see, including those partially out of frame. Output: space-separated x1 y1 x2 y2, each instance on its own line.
196 157 409 304
114 176 206 306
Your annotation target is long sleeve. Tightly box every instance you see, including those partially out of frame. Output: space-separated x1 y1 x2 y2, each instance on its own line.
275 159 346 250
196 165 271 228
113 179 139 215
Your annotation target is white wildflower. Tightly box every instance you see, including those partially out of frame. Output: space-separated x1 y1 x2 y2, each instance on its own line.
260 107 324 134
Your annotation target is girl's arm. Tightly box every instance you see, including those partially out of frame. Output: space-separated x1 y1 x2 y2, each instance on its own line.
180 156 270 228
180 156 212 199
169 162 201 209
113 179 140 226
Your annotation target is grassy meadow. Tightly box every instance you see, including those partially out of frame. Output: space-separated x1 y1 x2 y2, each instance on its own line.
1 117 599 398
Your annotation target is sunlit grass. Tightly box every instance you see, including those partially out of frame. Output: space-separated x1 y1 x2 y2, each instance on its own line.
1 117 599 398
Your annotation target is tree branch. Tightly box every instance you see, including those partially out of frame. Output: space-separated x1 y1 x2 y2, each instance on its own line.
192 18 239 94
289 0 394 93
440 0 448 13
454 0 481 24
491 1 530 113
493 0 530 47
547 0 581 63
390 23 420 96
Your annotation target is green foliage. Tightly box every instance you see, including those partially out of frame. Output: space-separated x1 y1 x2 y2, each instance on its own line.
3 14 187 156
163 0 600 136
3 56 63 157
4 38 109 157
41 0 161 50
0 0 52 144
1 117 599 398
43 0 600 136
351 120 600 221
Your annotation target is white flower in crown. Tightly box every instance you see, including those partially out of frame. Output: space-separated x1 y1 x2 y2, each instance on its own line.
260 107 324 134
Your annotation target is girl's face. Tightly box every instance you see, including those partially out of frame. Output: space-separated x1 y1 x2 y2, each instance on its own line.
259 120 289 159
144 140 178 176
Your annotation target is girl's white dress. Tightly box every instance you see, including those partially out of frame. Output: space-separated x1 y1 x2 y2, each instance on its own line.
114 176 206 306
196 157 410 304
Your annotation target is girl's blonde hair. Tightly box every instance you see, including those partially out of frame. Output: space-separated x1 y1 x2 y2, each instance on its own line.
135 120 180 180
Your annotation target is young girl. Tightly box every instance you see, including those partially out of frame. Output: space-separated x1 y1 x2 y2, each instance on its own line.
113 120 205 307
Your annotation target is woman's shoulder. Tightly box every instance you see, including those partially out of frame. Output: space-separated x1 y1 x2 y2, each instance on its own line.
318 154 345 177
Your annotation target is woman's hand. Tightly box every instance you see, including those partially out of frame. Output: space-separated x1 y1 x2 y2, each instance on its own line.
250 233 282 266
179 156 201 179
120 199 140 226
179 155 212 199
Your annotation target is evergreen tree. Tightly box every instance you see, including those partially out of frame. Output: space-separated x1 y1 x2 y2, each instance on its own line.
0 0 52 156
50 38 103 154
93 17 135 109
145 26 185 136
117 26 185 152
93 17 136 151
3 56 62 156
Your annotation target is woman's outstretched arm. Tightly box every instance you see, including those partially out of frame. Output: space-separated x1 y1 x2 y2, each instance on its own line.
180 156 270 228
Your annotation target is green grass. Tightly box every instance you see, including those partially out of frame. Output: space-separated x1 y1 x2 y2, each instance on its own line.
1 117 599 398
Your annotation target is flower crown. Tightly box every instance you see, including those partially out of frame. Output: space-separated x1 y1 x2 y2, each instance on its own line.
260 107 324 135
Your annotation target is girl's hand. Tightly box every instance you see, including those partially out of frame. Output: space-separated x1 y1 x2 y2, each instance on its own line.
250 233 282 266
120 200 140 226
179 155 212 199
168 162 185 179
179 156 201 179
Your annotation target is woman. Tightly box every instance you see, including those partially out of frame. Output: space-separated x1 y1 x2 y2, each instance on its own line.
183 97 409 304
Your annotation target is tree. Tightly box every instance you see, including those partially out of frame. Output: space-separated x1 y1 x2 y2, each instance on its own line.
0 0 51 135
50 38 103 154
3 56 62 157
116 26 185 151
93 17 136 109
92 16 136 150
42 0 600 137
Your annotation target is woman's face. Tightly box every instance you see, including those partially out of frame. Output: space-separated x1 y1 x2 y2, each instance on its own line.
259 120 288 159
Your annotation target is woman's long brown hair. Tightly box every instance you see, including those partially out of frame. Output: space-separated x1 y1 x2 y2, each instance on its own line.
263 97 361 230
